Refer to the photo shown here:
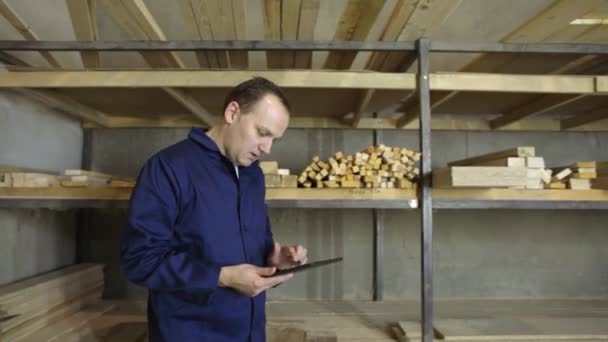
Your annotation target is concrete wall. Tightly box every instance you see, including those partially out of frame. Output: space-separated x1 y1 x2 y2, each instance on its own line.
81 127 608 300
0 90 82 285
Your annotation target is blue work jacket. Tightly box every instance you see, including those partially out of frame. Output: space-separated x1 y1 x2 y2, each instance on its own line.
121 128 274 342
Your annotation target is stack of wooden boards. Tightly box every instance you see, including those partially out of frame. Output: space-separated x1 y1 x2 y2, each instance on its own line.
0 264 111 341
549 161 608 190
297 145 420 189
434 147 608 190
0 165 135 189
393 316 608 341
260 161 298 188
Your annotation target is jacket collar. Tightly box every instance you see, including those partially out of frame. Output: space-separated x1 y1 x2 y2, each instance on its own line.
188 127 260 173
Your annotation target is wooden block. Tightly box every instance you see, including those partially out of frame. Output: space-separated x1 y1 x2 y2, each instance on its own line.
526 169 543 179
397 179 412 189
340 180 360 188
310 162 320 172
10 173 59 188
572 172 597 179
64 169 112 178
322 181 339 188
577 167 596 174
302 181 312 188
264 174 282 188
334 151 343 160
0 173 11 187
591 177 608 189
110 178 136 188
526 157 545 169
525 179 543 189
448 147 535 166
433 167 528 188
569 178 591 190
312 156 320 162
280 175 298 188
260 161 279 174
540 169 552 185
315 180 324 188
473 157 525 167
546 182 566 189
553 168 572 180
574 161 596 168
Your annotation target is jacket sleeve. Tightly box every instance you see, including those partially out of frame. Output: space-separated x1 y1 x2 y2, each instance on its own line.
264 207 275 261
120 156 221 293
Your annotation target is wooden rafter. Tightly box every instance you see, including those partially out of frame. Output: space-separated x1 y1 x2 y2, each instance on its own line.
66 0 99 68
490 94 585 129
295 0 320 69
14 88 108 127
101 0 217 126
350 89 376 128
561 106 608 130
0 0 61 68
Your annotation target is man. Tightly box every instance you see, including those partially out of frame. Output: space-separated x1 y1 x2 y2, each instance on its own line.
121 77 308 342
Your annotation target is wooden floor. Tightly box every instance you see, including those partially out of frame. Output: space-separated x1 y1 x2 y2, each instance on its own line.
19 299 608 341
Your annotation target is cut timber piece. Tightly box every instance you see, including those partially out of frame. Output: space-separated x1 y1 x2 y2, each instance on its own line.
574 161 596 168
434 317 608 341
448 147 535 166
592 178 608 190
577 167 596 174
553 168 573 180
277 169 290 176
572 172 597 179
569 178 591 190
260 161 279 174
280 175 298 188
525 179 543 190
264 174 282 188
540 169 553 185
474 157 525 167
433 167 528 188
546 182 566 189
0 165 57 174
110 178 136 188
526 157 545 169
10 173 59 187
0 173 10 187
64 169 112 178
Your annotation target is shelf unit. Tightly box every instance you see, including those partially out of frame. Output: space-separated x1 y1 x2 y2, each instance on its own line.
2 38 608 342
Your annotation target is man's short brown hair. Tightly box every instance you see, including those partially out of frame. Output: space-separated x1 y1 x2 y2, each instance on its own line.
223 77 290 114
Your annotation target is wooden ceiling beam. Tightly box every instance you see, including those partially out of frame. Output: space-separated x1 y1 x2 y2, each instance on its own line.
490 94 585 129
0 0 61 68
561 106 608 130
66 0 99 69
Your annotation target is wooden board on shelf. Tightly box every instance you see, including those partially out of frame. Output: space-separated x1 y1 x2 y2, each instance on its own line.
433 188 608 201
433 167 528 188
448 147 535 167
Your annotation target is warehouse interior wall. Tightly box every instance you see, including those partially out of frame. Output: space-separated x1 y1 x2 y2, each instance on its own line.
0 90 83 285
79 127 608 300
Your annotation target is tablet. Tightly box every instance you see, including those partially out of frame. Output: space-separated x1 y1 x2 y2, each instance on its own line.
269 257 343 277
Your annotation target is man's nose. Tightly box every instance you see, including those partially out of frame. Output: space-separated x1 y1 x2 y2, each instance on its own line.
260 140 272 155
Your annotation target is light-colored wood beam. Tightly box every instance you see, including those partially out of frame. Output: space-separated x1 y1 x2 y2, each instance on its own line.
0 0 61 68
324 0 385 70
350 89 376 128
162 88 216 127
81 115 608 132
597 77 608 93
0 70 417 89
66 0 99 69
490 94 585 129
0 51 29 66
561 106 608 130
264 0 282 69
294 0 320 69
14 88 109 127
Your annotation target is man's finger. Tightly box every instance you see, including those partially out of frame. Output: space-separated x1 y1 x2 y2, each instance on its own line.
257 266 276 277
263 273 293 289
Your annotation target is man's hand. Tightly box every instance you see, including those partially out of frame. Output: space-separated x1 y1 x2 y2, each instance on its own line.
267 242 308 270
218 264 292 297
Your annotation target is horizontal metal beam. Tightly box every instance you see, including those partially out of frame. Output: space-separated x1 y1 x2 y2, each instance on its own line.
433 200 608 210
1 40 608 55
0 40 416 52
430 41 608 55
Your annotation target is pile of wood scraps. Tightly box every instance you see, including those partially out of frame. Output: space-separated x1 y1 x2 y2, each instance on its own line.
0 264 111 341
0 165 135 189
260 161 298 188
297 145 420 189
549 161 607 190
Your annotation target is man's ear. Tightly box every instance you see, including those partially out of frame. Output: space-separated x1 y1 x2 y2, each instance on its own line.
224 101 240 124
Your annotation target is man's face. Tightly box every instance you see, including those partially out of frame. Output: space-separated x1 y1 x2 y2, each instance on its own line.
225 94 289 167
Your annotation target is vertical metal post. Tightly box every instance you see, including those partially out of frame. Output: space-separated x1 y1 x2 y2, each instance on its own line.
373 118 384 301
417 38 434 342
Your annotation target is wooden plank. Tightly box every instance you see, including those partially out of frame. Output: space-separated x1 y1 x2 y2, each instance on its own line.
526 157 545 169
12 88 109 127
228 0 249 69
0 0 61 68
264 0 282 69
448 147 535 167
279 0 301 69
0 70 417 89
324 0 385 70
0 264 103 303
569 178 591 190
64 170 112 178
473 157 526 168
433 167 528 188
378 0 462 72
597 76 608 93
0 286 103 341
18 302 114 342
435 317 608 341
491 94 585 129
366 0 418 71
293 0 320 69
177 0 217 68
430 74 596 94
162 88 216 126
66 0 99 68
433 188 608 202
351 89 376 127
561 106 608 130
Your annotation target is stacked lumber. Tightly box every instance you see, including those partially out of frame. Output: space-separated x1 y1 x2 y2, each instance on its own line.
550 161 604 190
60 169 135 188
593 161 608 190
0 264 107 341
296 145 420 189
260 161 298 188
435 147 537 188
0 165 136 189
